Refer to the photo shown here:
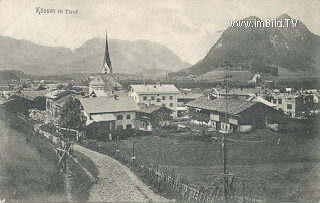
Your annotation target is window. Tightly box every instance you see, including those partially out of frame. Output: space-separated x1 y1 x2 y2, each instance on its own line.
143 96 147 101
278 99 282 104
157 94 160 96
117 115 123 120
126 124 132 129
170 103 173 107
157 98 161 102
127 114 131 119
287 104 292 110
151 96 155 100
169 96 173 100
162 96 166 100
117 125 123 130
162 103 166 107
273 99 277 104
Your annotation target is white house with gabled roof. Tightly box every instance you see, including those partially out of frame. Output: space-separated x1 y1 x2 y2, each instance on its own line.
128 84 180 118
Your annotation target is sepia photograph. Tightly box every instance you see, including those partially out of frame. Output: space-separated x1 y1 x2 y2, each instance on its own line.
0 0 320 202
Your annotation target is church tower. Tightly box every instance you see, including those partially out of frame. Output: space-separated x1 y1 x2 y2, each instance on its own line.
101 29 112 74
88 29 123 97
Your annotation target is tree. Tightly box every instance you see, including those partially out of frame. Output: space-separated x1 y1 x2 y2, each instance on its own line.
60 98 85 132
57 84 64 90
150 107 172 129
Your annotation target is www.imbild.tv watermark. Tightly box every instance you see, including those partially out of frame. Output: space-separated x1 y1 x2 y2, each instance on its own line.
228 18 298 28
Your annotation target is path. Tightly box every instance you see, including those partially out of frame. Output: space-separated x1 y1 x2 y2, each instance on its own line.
73 144 168 202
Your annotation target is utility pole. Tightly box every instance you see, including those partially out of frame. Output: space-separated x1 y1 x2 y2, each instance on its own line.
222 61 230 202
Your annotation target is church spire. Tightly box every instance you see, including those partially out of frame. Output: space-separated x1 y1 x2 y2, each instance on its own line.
101 28 112 74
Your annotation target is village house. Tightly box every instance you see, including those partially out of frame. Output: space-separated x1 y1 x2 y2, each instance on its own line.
128 84 180 119
135 103 173 131
44 90 75 124
263 92 314 118
186 96 285 133
79 95 140 138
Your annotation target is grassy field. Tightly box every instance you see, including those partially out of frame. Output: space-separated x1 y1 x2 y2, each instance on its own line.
90 120 320 202
0 102 98 202
0 108 67 202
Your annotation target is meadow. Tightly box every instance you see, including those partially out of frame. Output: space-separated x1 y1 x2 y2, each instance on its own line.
90 120 320 202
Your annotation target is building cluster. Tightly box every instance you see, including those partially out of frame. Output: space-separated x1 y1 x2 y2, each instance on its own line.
23 31 319 138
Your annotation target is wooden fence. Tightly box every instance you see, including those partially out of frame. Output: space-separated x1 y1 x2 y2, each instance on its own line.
83 139 271 202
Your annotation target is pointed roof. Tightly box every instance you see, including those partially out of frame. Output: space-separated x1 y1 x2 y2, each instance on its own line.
102 30 112 73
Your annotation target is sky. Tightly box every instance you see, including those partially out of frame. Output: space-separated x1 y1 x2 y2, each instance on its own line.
0 0 319 64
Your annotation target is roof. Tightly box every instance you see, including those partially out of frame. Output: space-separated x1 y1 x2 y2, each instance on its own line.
89 74 123 90
177 92 204 99
92 90 108 97
44 90 73 99
247 96 277 107
129 84 180 94
212 88 260 96
80 95 140 114
186 96 257 115
91 113 116 122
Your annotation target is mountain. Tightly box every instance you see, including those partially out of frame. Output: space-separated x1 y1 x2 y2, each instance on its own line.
0 36 190 75
175 14 320 77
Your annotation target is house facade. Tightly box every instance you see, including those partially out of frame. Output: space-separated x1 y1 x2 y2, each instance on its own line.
264 93 314 118
79 95 140 138
44 90 74 124
187 97 285 133
128 84 180 119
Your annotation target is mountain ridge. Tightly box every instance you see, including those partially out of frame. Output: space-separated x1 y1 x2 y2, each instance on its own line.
174 14 320 78
0 36 191 76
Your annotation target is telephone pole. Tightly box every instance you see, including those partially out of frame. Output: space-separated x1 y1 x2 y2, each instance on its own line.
222 61 230 202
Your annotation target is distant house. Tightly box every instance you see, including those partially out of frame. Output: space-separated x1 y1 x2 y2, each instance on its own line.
128 84 180 118
79 95 140 138
0 86 14 99
186 96 285 133
264 93 314 118
135 103 173 131
44 90 75 124
247 73 261 84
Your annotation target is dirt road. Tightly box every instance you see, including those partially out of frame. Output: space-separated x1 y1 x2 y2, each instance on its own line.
74 144 168 202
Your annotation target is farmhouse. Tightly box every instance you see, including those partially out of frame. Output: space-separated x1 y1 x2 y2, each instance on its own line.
186 96 285 133
79 95 139 138
135 103 173 131
128 84 180 118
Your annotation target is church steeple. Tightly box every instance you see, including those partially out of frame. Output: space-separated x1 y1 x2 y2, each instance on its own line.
101 28 112 74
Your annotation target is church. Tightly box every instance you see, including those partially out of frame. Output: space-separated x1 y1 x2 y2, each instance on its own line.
89 31 123 97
